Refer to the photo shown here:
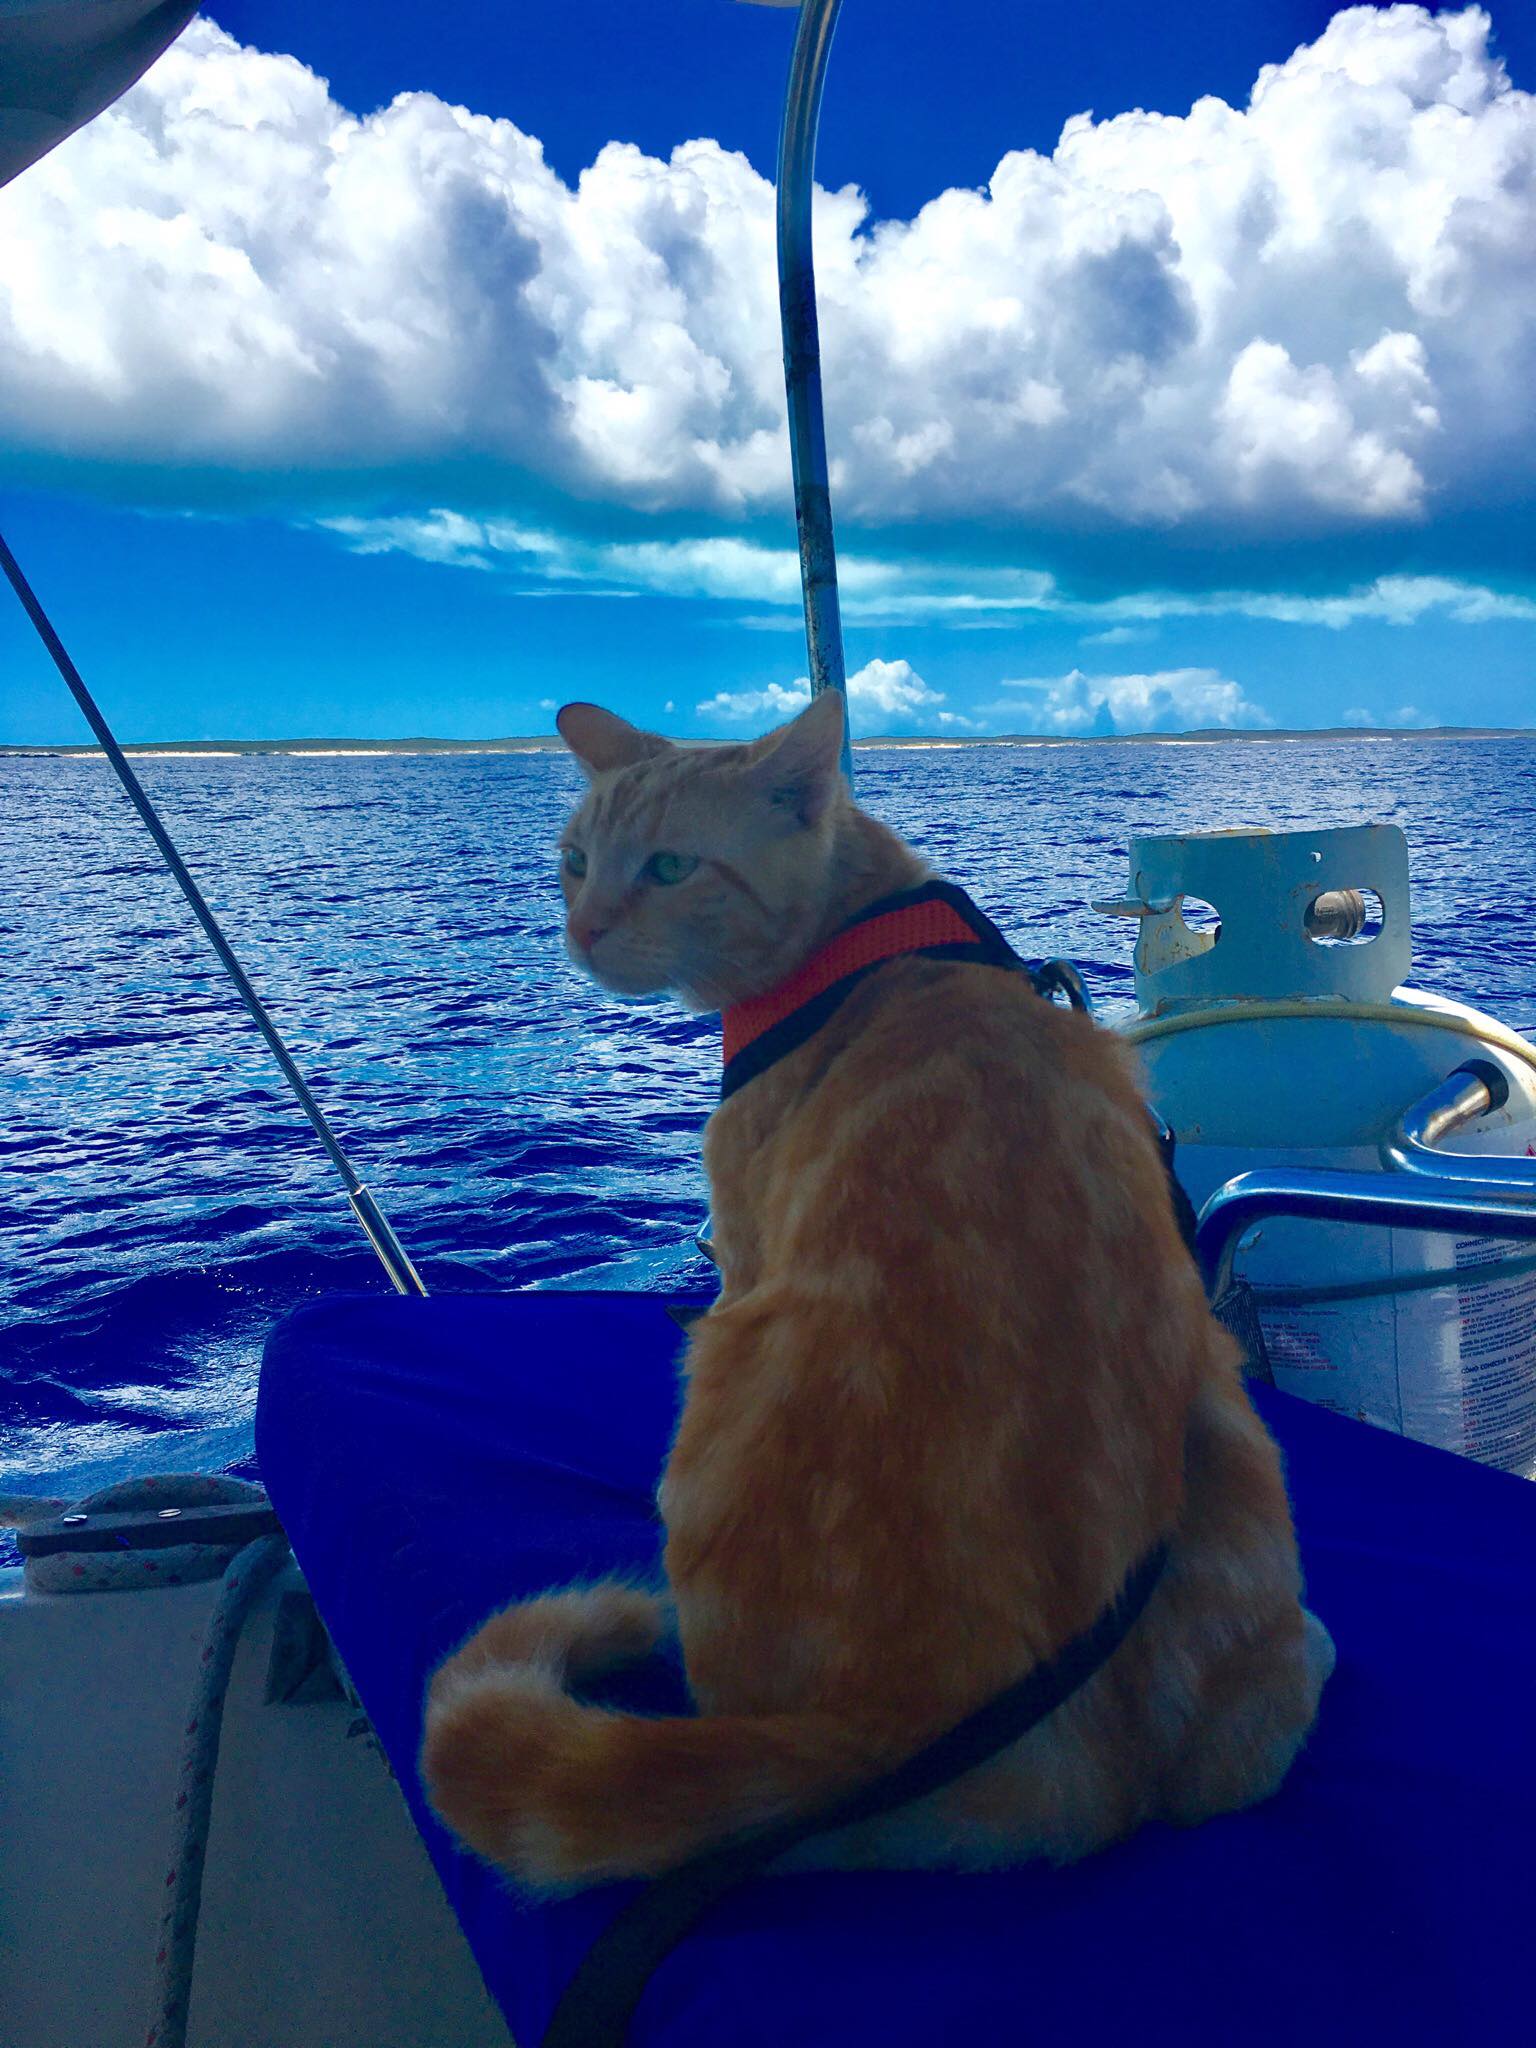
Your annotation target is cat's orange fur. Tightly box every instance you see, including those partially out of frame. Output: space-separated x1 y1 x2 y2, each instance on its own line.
421 691 1332 1887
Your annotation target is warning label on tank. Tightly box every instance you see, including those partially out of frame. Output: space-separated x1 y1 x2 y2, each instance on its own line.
1452 1238 1536 1474
1393 1238 1536 1474
1260 1295 1404 1434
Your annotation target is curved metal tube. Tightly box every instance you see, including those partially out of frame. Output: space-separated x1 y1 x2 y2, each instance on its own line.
1382 1061 1536 1195
1197 1167 1536 1306
1395 1065 1500 1149
777 0 853 783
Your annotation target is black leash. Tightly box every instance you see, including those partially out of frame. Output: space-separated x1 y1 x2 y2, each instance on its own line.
545 898 1192 2041
541 1537 1169 2048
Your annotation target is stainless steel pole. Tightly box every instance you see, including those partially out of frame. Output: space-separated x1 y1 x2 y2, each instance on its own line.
776 0 854 783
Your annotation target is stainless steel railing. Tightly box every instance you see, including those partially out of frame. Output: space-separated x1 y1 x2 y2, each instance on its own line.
1198 1063 1536 1306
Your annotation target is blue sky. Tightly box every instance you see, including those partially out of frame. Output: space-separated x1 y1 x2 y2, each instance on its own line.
3 1 1534 743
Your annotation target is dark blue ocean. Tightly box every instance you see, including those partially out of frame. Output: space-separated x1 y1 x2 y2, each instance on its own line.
4 739 1536 1508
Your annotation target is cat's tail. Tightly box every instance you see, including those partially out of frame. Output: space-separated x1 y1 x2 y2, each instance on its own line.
420 1584 872 1888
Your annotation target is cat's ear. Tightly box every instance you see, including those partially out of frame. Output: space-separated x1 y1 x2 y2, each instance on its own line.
746 690 846 826
556 703 673 779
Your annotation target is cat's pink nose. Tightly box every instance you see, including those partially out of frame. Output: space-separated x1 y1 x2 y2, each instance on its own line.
570 917 608 954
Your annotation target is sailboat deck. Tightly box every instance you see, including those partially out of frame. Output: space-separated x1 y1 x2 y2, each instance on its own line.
257 1289 1535 2047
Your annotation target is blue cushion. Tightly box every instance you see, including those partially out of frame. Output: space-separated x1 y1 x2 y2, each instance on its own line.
256 1292 1536 2046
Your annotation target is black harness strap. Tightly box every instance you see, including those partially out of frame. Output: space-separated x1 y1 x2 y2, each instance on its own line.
1149 1108 1202 1264
540 1538 1170 2048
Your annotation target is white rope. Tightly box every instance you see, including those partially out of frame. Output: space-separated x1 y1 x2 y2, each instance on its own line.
4 1474 295 2044
0 1490 69 1526
144 1530 292 2048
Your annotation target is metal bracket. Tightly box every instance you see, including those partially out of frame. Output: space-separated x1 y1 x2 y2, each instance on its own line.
1091 894 1179 919
265 1588 347 1705
17 1499 285 1558
1030 959 1094 1015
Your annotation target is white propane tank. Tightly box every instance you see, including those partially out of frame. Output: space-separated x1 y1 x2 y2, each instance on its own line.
1097 824 1536 1476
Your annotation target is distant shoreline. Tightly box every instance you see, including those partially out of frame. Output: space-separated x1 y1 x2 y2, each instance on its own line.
2 725 1532 759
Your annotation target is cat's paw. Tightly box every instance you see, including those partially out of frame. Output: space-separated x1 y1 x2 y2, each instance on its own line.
431 1583 667 1702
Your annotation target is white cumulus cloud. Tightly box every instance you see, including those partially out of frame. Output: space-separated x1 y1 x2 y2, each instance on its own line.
1 7 1534 545
1083 624 1156 647
695 679 812 723
320 511 1536 631
698 656 945 727
988 667 1272 734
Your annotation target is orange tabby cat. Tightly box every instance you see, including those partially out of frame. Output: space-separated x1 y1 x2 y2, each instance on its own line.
421 690 1332 1887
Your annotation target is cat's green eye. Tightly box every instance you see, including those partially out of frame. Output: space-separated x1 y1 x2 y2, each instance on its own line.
642 851 699 886
562 846 587 878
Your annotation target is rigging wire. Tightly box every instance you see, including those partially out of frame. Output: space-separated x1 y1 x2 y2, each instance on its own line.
0 525 426 1298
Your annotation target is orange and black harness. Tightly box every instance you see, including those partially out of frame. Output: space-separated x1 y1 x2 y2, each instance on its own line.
717 875 1195 1234
721 877 1084 1102
719 875 1197 1257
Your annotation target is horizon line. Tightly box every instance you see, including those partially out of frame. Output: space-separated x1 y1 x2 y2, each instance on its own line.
3 723 1535 757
